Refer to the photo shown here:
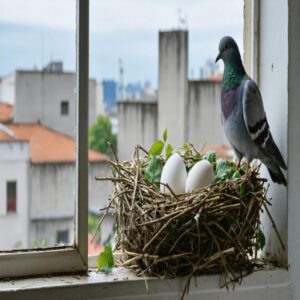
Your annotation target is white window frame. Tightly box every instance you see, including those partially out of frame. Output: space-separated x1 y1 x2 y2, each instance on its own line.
0 0 89 278
1 2 299 299
245 0 300 299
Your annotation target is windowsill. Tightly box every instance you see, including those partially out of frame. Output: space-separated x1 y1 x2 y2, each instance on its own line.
0 267 290 299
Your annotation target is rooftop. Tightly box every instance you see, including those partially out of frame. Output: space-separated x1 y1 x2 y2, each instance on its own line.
0 123 108 163
205 73 223 82
203 144 234 161
0 103 13 123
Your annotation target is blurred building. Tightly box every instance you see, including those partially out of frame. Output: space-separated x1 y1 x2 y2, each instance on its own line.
123 81 157 102
101 79 157 117
0 62 97 138
103 80 118 115
0 63 114 251
118 30 228 161
0 123 112 250
96 82 105 116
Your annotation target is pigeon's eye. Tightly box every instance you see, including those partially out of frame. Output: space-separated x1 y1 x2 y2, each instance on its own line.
224 43 228 50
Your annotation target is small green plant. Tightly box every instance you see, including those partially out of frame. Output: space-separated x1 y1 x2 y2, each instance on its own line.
256 227 266 250
144 156 163 184
31 239 48 248
203 151 217 164
214 159 235 182
148 129 173 159
97 243 114 274
144 129 172 184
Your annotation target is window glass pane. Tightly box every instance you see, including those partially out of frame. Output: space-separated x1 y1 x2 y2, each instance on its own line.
0 0 76 250
87 0 243 257
56 229 70 245
61 101 69 116
6 181 17 213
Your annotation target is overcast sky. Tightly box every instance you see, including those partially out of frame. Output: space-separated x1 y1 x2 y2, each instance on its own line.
0 0 243 86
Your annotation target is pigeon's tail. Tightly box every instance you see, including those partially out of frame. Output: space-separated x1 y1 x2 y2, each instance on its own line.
266 164 287 186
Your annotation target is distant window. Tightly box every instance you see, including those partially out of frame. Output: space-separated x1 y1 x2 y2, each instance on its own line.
61 101 69 115
7 181 17 213
56 229 69 245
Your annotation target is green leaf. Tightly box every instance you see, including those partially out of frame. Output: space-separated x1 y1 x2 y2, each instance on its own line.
149 140 164 156
97 243 114 274
166 144 173 160
193 153 202 161
206 151 216 164
214 159 233 182
256 228 266 250
144 156 163 183
240 162 248 175
163 129 168 142
183 143 192 157
240 182 247 196
230 162 237 172
212 161 217 171
233 171 241 179
186 161 195 172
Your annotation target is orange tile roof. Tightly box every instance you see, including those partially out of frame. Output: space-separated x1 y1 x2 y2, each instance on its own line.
88 233 103 255
206 73 223 82
0 103 13 123
0 123 108 163
203 144 234 161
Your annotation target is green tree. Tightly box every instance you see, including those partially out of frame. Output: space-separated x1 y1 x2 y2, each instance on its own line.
89 115 117 157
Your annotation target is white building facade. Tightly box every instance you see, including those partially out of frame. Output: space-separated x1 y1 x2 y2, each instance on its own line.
0 122 113 250
118 30 226 161
0 68 98 138
0 141 30 250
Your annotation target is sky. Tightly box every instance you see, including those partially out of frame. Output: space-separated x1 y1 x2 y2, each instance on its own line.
0 0 243 87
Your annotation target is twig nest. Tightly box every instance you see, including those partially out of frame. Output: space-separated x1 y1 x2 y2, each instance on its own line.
98 146 272 291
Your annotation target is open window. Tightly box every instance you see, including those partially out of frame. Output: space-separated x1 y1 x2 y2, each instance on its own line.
1 1 300 299
0 0 89 278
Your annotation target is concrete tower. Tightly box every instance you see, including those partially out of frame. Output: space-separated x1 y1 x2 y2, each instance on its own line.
158 30 188 146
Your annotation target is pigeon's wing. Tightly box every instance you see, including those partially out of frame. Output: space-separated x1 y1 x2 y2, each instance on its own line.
242 79 267 144
242 79 287 170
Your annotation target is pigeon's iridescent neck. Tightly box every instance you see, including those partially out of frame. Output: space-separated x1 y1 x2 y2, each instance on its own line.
223 63 245 90
221 85 241 119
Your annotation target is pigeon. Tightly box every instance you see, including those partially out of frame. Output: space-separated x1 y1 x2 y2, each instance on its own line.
215 36 287 185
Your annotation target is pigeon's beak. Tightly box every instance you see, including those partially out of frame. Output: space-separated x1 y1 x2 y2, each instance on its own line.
215 53 222 63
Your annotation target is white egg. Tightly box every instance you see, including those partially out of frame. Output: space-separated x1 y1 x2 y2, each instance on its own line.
160 153 187 195
185 160 214 193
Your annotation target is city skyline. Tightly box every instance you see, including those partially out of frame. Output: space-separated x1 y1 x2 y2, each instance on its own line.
0 0 243 86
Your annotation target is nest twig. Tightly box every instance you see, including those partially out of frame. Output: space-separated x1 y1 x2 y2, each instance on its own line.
96 146 278 299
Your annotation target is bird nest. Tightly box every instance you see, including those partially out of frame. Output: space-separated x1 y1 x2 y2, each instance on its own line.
97 145 281 296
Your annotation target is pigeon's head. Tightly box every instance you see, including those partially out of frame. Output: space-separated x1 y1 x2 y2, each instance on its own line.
215 36 241 64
